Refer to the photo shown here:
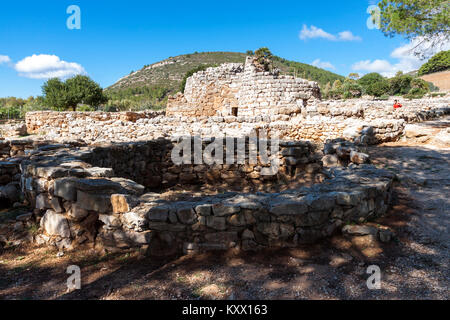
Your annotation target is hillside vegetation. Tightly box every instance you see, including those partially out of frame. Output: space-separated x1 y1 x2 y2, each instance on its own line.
418 50 450 76
106 51 345 97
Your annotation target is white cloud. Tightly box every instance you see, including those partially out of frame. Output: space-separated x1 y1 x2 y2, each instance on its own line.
299 25 361 42
0 55 11 64
14 54 86 79
300 25 336 41
311 59 336 70
352 37 450 77
338 31 362 41
352 59 394 76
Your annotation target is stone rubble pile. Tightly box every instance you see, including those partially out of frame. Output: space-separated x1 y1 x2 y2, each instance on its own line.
322 139 370 168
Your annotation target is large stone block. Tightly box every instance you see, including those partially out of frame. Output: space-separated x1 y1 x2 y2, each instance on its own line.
76 190 112 213
176 206 197 225
212 203 240 217
111 194 134 214
40 210 71 238
35 193 51 210
147 205 169 222
67 203 89 221
206 216 227 231
268 198 308 216
54 178 77 201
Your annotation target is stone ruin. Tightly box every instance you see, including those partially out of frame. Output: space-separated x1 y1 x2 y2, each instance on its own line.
0 59 449 255
167 57 321 117
0 138 394 254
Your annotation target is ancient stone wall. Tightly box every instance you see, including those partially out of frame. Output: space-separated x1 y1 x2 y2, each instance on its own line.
16 141 394 253
23 98 449 145
78 138 323 190
25 110 164 135
167 63 243 117
166 57 321 117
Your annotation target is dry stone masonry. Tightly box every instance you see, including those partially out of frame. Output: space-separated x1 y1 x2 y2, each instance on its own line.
9 140 394 253
167 57 321 117
25 97 449 145
2 59 449 255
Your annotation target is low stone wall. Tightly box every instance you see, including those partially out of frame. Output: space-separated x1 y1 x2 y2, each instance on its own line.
24 111 406 145
23 99 449 145
315 98 449 122
0 122 27 137
85 138 322 190
16 141 394 253
25 110 164 135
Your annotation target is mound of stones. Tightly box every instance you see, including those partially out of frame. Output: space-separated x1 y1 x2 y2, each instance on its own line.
322 139 370 168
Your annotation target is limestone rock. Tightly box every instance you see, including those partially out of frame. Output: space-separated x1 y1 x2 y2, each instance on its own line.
342 224 378 236
76 190 111 213
67 203 89 221
40 210 71 238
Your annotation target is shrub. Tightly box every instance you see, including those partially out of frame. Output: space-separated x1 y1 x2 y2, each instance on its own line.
389 74 413 95
404 87 427 99
0 106 21 119
77 105 96 112
410 78 430 92
403 78 430 99
430 92 446 98
418 50 450 76
254 47 273 71
366 80 390 97
342 81 363 98
358 73 385 92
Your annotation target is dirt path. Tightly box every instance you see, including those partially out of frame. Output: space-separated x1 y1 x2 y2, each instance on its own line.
0 118 449 300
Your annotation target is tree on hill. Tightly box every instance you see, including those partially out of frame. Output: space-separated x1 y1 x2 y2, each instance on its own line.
254 47 273 71
42 75 106 111
348 73 360 81
366 80 390 97
342 79 363 98
377 0 449 58
389 73 413 95
358 73 385 91
404 78 431 99
418 50 450 76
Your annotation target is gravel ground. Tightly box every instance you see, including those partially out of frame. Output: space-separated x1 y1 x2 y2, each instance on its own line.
0 117 448 300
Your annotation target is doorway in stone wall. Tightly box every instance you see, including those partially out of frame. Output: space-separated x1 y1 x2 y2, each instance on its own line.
232 107 238 117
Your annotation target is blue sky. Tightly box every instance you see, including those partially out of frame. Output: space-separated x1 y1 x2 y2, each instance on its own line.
0 0 443 98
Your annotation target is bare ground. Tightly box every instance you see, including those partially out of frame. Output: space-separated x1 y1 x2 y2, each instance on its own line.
0 118 448 300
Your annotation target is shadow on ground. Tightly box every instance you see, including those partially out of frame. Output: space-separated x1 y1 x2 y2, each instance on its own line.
0 144 448 300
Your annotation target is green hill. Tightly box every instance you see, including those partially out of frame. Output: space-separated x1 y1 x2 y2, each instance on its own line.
107 51 345 95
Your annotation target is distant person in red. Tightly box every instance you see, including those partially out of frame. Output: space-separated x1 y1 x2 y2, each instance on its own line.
393 100 403 109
